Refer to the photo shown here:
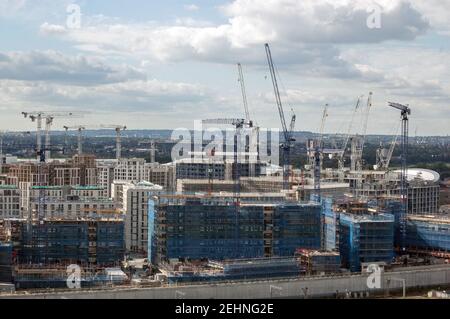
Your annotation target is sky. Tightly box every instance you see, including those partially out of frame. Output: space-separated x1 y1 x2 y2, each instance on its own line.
0 0 449 135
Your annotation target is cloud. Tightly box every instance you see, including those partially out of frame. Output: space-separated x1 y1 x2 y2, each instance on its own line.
2 0 449 134
39 22 67 35
184 4 199 12
0 0 26 17
0 78 220 115
39 0 429 65
0 0 73 21
410 0 450 34
0 50 146 85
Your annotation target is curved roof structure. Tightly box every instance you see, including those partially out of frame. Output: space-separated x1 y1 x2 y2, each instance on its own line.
393 168 440 183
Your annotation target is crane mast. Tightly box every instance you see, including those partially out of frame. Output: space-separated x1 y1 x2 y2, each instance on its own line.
64 125 86 155
314 105 328 200
22 111 81 162
237 63 251 122
202 118 245 201
100 125 127 160
0 131 3 175
338 96 362 172
388 102 411 254
265 43 294 190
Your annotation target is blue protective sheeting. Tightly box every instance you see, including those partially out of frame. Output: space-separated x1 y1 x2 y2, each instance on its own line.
339 213 395 272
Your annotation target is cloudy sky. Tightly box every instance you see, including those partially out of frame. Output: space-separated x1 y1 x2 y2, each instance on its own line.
0 0 449 135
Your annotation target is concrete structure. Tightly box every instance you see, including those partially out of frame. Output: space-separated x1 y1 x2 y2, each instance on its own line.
174 158 265 181
27 185 113 220
114 158 146 182
441 179 450 206
29 197 119 220
29 185 108 202
6 154 98 188
144 163 175 192
350 168 440 215
0 185 21 219
177 176 349 199
97 159 117 198
297 249 341 275
122 181 163 255
97 159 175 195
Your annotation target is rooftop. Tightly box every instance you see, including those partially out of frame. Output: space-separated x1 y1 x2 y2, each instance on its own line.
0 185 18 190
340 212 395 223
393 168 440 183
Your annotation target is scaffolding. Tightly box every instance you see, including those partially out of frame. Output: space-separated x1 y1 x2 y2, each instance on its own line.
272 203 322 256
163 257 301 283
405 215 450 257
296 249 341 275
153 196 321 262
339 212 395 272
153 196 322 262
0 243 12 283
13 264 129 289
16 219 124 266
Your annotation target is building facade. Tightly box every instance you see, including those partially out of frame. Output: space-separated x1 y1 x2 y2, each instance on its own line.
152 198 322 263
0 185 21 219
122 181 163 255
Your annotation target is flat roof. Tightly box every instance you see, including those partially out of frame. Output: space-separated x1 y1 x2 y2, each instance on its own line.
0 185 18 190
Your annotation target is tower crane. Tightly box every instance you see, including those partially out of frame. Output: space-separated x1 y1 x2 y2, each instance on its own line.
237 63 251 123
237 63 259 177
0 131 4 175
375 120 401 171
202 118 252 128
313 105 328 200
351 92 373 172
63 125 86 155
388 102 411 254
100 125 127 160
264 43 296 190
22 111 81 162
338 96 363 174
202 118 250 201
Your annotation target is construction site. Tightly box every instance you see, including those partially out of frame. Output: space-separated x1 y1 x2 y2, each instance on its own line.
0 42 449 297
150 195 322 263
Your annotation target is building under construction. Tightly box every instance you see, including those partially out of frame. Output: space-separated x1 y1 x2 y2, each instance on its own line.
296 249 341 275
160 257 301 284
0 243 12 283
405 215 450 258
151 196 322 263
348 168 440 215
15 219 124 265
336 201 395 272
175 158 265 181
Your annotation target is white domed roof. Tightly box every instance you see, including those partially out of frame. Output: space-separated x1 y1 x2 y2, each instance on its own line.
393 168 440 183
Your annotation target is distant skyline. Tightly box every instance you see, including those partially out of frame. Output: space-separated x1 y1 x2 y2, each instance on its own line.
0 0 449 135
